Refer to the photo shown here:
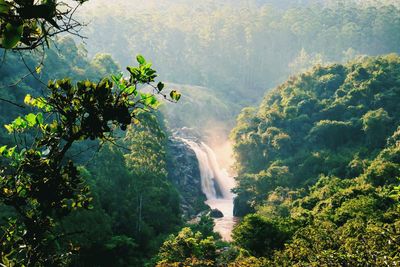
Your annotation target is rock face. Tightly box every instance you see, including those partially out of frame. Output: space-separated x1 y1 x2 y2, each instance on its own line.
233 197 254 217
166 136 209 218
209 209 224 218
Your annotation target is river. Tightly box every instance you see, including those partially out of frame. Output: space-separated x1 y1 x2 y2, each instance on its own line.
180 138 237 241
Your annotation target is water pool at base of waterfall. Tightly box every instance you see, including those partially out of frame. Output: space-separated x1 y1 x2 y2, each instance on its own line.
206 198 239 241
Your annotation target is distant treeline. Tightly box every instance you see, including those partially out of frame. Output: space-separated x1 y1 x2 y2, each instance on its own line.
80 0 400 108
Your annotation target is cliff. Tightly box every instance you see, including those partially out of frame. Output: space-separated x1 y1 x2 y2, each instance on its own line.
167 136 209 218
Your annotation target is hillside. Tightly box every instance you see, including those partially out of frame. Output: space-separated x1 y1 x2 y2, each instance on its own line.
229 55 400 265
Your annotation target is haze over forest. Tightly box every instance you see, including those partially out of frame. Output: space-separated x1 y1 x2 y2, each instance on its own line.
76 0 400 129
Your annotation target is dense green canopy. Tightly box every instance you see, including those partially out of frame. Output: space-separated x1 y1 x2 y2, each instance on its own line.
230 55 400 265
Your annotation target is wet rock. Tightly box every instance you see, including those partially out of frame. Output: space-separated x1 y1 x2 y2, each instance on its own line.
233 196 255 217
213 178 224 199
167 136 208 219
209 209 224 218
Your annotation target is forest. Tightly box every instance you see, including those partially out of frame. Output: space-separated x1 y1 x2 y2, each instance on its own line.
0 0 399 266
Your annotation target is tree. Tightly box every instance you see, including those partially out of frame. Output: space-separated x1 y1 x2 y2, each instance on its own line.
229 55 400 264
155 227 217 267
307 120 357 149
0 55 179 265
0 0 88 50
232 214 289 257
361 108 392 148
188 215 217 240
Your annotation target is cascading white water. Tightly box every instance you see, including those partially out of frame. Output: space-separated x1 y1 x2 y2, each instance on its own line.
180 137 237 241
201 144 235 200
181 139 219 199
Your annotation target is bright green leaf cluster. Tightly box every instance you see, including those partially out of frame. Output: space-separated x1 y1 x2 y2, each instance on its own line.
24 94 52 111
127 54 157 83
4 112 44 133
170 90 181 101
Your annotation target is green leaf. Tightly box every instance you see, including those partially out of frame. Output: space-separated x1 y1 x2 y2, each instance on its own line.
25 113 37 127
17 185 23 193
0 145 7 154
144 95 158 106
2 23 23 49
35 97 48 109
72 125 80 134
13 117 26 128
35 65 42 74
111 73 123 81
24 94 32 105
0 0 10 14
4 124 13 133
125 86 136 95
157 82 164 92
136 54 146 65
170 90 181 101
6 146 15 158
36 113 44 125
127 66 140 77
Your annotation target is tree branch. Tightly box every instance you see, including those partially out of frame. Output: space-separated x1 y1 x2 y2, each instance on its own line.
0 97 25 108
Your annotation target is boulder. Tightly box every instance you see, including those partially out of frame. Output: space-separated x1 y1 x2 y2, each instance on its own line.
209 209 224 218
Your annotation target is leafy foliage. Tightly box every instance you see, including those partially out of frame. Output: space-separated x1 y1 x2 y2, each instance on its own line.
229 55 400 265
0 54 180 265
0 0 88 50
155 227 217 267
232 214 290 257
232 55 400 215
64 113 182 266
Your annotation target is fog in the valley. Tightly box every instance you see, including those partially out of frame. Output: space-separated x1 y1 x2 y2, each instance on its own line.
74 0 400 134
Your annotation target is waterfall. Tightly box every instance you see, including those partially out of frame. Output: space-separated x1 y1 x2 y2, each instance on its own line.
201 143 235 200
180 138 233 200
179 136 237 241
